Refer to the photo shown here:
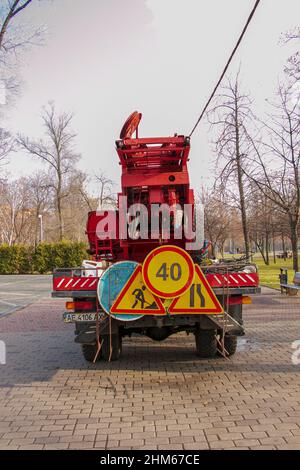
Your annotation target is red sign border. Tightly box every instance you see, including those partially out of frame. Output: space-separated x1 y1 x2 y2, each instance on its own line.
142 245 195 299
110 265 166 315
168 265 223 314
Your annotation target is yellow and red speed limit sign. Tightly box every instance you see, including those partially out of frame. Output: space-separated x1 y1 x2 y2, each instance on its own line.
142 245 195 299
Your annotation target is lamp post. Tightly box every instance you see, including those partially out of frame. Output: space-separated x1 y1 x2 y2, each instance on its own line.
38 214 43 243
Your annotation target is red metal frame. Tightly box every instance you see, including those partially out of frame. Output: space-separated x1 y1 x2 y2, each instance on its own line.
86 131 193 262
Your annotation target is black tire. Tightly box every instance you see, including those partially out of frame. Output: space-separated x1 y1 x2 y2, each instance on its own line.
101 333 122 361
217 335 238 357
195 329 217 358
81 344 101 362
224 335 237 356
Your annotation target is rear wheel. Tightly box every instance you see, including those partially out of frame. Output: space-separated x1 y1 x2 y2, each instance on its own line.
195 329 217 358
81 344 101 362
217 334 238 356
224 335 237 356
101 332 122 361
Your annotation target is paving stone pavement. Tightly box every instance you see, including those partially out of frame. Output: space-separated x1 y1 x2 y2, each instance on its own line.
0 288 300 450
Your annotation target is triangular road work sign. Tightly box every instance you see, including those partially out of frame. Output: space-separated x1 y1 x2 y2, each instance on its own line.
169 265 223 314
111 265 166 315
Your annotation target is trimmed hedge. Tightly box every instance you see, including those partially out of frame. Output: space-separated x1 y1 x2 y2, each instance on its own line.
0 241 88 274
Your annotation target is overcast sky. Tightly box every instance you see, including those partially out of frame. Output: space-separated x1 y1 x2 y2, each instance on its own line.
2 0 300 195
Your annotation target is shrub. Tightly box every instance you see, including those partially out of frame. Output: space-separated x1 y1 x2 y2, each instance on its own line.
0 241 88 274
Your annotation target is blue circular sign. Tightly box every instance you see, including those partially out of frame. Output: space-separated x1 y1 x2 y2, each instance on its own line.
97 261 143 321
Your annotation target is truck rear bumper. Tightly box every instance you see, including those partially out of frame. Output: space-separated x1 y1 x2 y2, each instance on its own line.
52 286 261 298
52 290 97 298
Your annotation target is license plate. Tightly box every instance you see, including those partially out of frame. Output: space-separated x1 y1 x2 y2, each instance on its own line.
63 312 97 323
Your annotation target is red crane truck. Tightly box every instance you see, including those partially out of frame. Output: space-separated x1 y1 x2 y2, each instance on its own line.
52 112 260 362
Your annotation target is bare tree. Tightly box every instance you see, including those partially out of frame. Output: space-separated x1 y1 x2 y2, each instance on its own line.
0 0 45 106
27 171 52 245
248 185 279 265
94 172 116 209
70 170 95 212
209 73 252 258
0 128 14 169
62 170 96 242
0 1 39 53
18 103 80 240
280 27 300 81
201 189 231 257
245 82 300 270
0 177 33 245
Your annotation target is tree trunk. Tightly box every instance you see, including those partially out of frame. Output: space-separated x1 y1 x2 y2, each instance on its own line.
221 242 225 257
265 231 269 265
234 94 250 260
211 243 216 258
34 205 41 247
57 178 63 241
35 215 39 247
0 10 13 51
281 233 286 254
290 219 299 271
57 198 63 240
253 237 268 265
237 171 250 258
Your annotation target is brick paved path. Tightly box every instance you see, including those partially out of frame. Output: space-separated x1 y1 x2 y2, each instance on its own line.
0 289 300 450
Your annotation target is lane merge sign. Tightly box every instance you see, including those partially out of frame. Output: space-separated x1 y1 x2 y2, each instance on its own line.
168 265 223 314
142 245 195 299
110 265 166 315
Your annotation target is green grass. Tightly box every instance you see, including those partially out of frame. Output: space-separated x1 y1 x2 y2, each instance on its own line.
221 253 298 289
253 255 298 290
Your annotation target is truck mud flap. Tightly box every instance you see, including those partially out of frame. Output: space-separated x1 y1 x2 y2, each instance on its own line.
75 327 96 345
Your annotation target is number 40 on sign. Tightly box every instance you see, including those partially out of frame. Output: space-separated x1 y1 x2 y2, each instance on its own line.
142 245 195 299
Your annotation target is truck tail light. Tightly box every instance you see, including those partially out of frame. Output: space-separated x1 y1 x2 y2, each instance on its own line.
66 302 75 310
227 296 242 305
65 301 94 311
227 296 252 305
